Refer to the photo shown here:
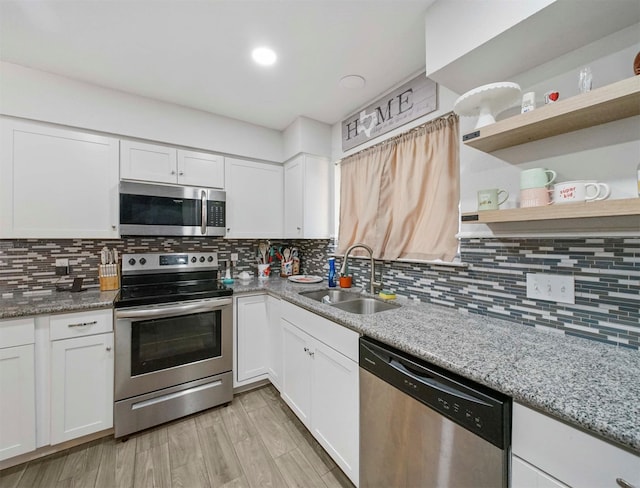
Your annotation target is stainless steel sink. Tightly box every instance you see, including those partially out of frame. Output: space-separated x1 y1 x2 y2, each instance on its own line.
330 298 400 315
299 289 358 303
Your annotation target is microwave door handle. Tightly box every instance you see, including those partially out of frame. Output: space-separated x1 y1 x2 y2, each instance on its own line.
115 298 232 320
201 190 207 235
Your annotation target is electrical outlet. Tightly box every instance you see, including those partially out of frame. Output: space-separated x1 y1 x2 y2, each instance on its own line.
526 273 575 304
55 258 69 276
230 253 239 262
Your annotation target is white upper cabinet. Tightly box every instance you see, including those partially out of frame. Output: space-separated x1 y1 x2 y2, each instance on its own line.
120 140 224 189
284 154 331 239
225 157 283 238
177 149 224 188
0 118 119 239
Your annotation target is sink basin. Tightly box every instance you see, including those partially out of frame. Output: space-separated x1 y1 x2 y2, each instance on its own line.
330 298 400 315
299 289 358 303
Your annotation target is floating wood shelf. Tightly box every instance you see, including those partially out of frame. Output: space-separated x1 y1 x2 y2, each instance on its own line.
462 76 640 152
461 198 640 224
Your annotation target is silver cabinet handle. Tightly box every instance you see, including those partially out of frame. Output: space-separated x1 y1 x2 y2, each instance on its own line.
170 170 176 175
68 320 97 328
106 346 112 352
617 479 635 488
111 225 117 230
179 171 184 176
303 347 309 352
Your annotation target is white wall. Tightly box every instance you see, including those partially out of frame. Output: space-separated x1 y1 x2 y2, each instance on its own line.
0 62 283 163
283 116 332 161
424 0 554 75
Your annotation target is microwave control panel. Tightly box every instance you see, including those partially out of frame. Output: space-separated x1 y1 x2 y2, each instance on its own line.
207 201 226 227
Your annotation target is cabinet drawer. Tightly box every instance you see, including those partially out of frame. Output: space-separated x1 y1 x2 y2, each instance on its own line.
512 402 640 488
280 301 359 361
0 318 35 348
50 309 113 341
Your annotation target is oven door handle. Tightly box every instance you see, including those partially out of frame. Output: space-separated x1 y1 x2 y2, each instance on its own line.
115 298 232 320
201 190 207 235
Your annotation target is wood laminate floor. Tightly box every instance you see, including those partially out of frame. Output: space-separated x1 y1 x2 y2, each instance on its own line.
0 385 355 488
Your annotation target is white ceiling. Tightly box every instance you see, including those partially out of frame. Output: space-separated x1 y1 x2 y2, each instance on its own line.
0 0 436 131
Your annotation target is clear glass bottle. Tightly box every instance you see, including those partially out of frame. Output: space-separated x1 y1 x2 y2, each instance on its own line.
579 67 592 93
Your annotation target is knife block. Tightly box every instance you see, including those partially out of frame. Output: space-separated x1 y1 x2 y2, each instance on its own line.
99 265 120 291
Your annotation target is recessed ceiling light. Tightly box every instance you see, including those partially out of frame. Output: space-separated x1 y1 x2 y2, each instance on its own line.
339 75 366 89
252 47 277 66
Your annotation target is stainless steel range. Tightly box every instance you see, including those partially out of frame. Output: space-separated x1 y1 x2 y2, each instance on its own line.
113 252 233 438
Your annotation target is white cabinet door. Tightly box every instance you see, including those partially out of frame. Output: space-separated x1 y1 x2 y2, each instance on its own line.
283 154 331 239
512 402 640 488
177 149 224 189
225 157 283 238
283 155 304 238
281 319 313 428
0 119 119 239
0 344 35 461
512 455 569 488
235 295 269 385
120 140 177 184
311 339 359 486
266 296 282 390
50 333 114 444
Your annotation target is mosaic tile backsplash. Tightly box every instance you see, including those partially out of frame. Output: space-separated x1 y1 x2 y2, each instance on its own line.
1 236 638 350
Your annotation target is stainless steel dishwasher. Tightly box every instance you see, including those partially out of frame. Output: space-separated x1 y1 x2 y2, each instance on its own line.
360 337 511 488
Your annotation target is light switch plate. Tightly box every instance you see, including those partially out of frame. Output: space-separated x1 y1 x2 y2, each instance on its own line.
230 253 239 262
526 273 575 304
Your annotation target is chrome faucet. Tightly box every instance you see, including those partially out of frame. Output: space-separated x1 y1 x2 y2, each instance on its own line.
339 243 382 295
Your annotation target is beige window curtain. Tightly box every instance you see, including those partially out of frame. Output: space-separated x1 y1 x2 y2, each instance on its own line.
338 114 459 262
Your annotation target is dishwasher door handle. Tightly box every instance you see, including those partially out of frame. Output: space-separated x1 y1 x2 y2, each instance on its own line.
389 358 492 406
362 341 493 406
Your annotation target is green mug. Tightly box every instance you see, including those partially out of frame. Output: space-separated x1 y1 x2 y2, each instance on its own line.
520 168 557 189
477 188 509 211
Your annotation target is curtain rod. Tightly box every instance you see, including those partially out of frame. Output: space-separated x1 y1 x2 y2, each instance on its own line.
336 111 456 163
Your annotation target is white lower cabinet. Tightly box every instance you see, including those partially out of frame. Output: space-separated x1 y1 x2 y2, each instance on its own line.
280 302 359 486
512 455 568 488
511 402 640 488
49 310 114 445
235 294 269 386
0 318 36 461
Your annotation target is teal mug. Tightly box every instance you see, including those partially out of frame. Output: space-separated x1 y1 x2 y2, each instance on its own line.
520 168 557 190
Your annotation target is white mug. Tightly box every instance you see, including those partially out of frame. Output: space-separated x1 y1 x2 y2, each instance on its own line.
477 188 509 211
553 180 610 204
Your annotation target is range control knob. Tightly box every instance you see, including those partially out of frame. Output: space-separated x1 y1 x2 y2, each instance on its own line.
200 256 205 262
128 258 136 266
139 258 147 265
207 256 214 262
191 256 197 263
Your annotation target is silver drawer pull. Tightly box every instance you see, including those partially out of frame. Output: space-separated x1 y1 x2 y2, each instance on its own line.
68 320 98 328
617 479 635 488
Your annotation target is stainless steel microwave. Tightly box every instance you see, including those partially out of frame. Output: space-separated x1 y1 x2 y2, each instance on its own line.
119 181 226 236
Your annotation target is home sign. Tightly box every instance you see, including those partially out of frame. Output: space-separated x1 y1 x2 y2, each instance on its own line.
341 73 437 151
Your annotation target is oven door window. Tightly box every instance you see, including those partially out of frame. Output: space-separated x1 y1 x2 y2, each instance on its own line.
131 311 221 376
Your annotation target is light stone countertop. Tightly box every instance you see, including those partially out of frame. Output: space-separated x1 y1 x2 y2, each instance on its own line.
2 278 638 454
0 288 118 319
231 277 640 455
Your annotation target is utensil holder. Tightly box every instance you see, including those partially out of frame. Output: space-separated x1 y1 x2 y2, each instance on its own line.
99 265 120 291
